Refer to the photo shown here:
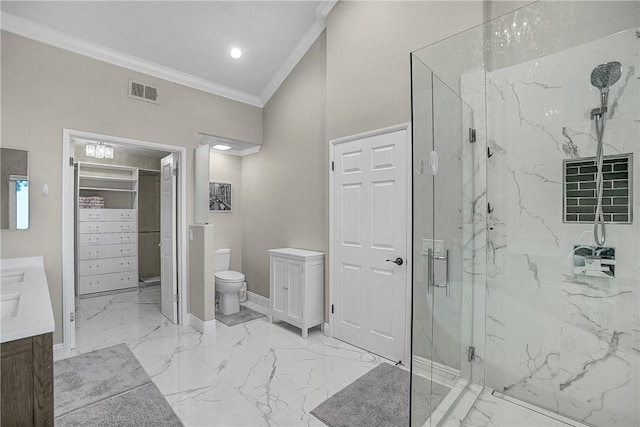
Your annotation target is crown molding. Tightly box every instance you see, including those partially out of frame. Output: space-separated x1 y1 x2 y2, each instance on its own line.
259 1 337 105
0 12 263 107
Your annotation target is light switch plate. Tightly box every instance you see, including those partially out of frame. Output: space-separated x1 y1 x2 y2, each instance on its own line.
422 239 445 256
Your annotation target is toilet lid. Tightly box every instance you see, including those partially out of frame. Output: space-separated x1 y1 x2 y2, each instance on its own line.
215 270 245 282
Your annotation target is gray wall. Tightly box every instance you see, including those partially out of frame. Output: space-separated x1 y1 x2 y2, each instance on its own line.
0 31 262 344
209 152 243 272
241 32 327 298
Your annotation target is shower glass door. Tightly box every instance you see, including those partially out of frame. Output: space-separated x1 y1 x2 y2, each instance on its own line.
411 53 480 426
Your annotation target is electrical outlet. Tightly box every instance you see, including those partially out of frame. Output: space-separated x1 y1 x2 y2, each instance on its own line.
422 239 445 256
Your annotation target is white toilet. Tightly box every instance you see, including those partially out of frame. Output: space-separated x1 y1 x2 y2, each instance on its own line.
214 248 245 315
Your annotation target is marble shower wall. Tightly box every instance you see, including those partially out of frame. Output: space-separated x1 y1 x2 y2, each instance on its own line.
484 27 640 427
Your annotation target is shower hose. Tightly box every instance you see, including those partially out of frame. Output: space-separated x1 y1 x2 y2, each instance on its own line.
593 113 607 246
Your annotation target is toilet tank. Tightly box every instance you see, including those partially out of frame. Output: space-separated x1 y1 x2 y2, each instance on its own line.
214 248 231 272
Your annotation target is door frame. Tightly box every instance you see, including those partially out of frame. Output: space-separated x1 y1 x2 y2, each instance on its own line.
60 129 187 359
328 123 412 365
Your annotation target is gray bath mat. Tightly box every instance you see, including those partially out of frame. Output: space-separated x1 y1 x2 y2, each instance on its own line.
311 363 450 427
55 383 182 426
216 305 265 326
54 344 182 426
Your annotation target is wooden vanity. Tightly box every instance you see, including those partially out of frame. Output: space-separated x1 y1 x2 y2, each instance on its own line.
1 333 53 425
1 257 55 425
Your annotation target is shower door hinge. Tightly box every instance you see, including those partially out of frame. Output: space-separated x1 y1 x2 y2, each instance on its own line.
173 294 178 303
69 157 75 167
70 312 75 322
331 304 334 314
469 128 477 143
331 161 335 171
468 346 476 362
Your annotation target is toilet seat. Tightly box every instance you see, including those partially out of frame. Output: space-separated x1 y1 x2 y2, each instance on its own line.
215 270 245 282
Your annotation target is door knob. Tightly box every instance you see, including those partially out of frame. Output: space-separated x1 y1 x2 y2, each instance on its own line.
386 257 404 266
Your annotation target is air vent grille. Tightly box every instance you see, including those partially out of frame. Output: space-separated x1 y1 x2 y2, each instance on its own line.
130 81 144 98
144 86 158 102
128 79 158 104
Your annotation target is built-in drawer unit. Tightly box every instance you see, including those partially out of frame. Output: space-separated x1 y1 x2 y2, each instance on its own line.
78 233 137 246
78 244 137 260
76 163 139 297
78 221 137 234
78 209 136 222
78 271 138 295
78 256 138 276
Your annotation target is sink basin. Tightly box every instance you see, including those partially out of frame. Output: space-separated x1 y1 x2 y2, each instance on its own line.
1 293 21 320
1 272 25 284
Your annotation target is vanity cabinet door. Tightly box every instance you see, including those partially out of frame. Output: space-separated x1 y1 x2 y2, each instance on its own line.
286 259 303 322
271 256 288 319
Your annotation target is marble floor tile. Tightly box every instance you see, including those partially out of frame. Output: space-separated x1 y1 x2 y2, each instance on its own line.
74 288 385 426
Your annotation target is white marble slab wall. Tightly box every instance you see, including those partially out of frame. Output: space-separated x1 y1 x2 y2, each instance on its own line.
483 27 639 426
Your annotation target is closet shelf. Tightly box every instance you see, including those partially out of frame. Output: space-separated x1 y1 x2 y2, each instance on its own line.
79 175 137 183
79 187 136 193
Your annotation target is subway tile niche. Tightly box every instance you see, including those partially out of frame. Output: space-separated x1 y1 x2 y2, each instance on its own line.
563 154 632 223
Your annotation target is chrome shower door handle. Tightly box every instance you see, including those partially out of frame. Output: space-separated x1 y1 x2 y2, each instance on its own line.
431 249 451 297
427 248 434 294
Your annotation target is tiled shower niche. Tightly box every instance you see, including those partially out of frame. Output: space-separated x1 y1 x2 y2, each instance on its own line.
563 154 632 223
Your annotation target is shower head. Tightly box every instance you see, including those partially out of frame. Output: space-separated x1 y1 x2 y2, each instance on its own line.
591 62 622 90
590 61 622 115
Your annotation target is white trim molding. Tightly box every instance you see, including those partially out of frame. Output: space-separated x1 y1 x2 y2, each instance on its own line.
189 314 217 335
323 322 332 337
53 343 76 362
259 1 337 105
1 12 262 107
246 291 270 311
1 3 337 108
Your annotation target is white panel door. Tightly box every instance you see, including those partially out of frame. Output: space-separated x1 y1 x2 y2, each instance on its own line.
160 154 178 323
332 128 408 363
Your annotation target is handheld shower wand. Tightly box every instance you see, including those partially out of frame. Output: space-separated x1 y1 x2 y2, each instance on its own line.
590 61 621 246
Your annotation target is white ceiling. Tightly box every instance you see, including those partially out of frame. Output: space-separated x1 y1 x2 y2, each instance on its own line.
1 1 335 107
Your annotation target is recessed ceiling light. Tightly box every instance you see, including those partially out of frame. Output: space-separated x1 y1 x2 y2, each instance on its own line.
213 144 232 151
230 48 242 59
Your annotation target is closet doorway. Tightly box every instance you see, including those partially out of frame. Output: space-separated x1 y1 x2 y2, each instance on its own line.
60 130 187 358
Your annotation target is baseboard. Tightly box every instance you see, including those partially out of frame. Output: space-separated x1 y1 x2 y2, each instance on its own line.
246 291 269 308
53 343 76 361
323 322 332 337
189 313 217 334
412 355 460 387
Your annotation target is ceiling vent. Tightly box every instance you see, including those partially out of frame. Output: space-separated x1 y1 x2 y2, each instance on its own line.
128 79 158 104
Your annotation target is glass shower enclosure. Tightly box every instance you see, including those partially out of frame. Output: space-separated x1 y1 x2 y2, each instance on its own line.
410 2 640 426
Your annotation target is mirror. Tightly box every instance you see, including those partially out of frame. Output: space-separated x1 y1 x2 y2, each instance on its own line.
1 148 29 230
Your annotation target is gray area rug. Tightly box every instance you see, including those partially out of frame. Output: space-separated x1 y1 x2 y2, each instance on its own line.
54 344 182 426
311 363 450 427
216 305 265 326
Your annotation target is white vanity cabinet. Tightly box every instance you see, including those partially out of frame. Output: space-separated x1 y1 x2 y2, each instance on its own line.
268 248 324 338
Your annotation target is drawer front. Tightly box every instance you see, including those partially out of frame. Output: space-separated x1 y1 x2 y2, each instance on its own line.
78 244 136 260
78 271 138 295
78 221 137 234
78 257 138 276
78 209 136 222
78 233 137 246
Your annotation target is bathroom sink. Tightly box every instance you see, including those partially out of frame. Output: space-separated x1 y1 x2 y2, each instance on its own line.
1 293 21 320
0 272 25 284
